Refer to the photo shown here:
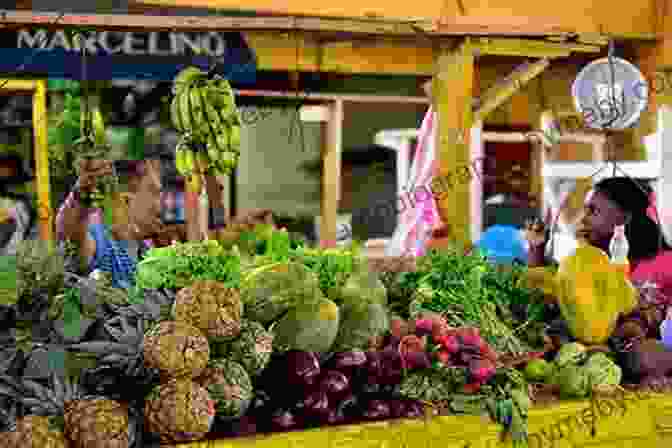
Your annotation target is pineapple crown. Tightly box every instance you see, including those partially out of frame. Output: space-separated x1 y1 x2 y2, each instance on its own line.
0 373 92 419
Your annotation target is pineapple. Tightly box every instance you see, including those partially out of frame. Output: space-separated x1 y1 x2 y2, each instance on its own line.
195 358 253 419
144 378 215 443
142 320 210 379
2 414 70 448
0 374 129 448
211 319 273 376
1 399 69 448
172 280 243 341
16 240 65 311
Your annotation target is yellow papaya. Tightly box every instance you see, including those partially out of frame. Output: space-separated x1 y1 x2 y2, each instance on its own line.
555 244 637 345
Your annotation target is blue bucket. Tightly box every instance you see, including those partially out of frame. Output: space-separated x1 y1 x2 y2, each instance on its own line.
475 225 528 264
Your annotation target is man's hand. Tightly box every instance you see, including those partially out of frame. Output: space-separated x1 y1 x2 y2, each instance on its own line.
78 159 114 193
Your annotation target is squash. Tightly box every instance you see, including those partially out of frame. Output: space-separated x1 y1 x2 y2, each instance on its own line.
271 298 340 353
554 243 637 345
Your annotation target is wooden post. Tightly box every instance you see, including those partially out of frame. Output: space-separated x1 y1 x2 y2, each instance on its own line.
320 100 343 248
185 171 203 241
300 103 343 248
32 80 52 245
433 39 475 246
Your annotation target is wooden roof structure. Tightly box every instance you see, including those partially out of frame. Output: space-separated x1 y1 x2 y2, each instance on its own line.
2 4 668 245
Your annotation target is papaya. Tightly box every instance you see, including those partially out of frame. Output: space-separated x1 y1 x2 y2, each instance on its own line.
271 298 340 353
554 243 637 345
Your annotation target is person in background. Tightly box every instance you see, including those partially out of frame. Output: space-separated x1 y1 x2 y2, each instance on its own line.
0 154 35 255
56 159 185 288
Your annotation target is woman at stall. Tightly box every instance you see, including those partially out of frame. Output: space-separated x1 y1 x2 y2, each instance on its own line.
526 177 672 381
527 176 671 296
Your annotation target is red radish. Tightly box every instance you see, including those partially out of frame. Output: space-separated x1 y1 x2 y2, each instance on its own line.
436 350 451 365
462 382 483 394
414 319 433 333
440 335 460 354
457 327 483 347
469 358 496 383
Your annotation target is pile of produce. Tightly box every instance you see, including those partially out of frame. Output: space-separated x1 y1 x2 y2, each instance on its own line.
1 225 669 447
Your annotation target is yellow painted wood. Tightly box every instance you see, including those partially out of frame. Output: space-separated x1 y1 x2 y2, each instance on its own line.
245 32 437 75
0 78 52 244
131 0 659 37
474 58 551 122
474 37 602 58
320 100 343 248
32 80 52 245
0 79 38 91
185 174 203 242
173 394 672 447
434 39 475 247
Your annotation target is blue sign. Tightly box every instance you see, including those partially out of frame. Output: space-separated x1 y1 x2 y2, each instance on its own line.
0 29 256 83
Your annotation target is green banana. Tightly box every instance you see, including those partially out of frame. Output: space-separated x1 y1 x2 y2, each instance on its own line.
170 93 185 133
216 131 231 154
91 106 106 147
173 67 205 96
179 85 194 136
189 87 208 140
200 87 225 135
197 85 225 145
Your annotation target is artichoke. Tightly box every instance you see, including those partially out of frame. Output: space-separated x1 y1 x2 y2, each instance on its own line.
195 358 253 419
211 320 273 376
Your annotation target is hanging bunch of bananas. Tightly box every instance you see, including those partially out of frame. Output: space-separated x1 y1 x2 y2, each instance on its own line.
170 66 242 177
73 102 118 208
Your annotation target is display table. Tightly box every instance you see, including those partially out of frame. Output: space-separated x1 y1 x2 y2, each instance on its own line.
174 393 672 448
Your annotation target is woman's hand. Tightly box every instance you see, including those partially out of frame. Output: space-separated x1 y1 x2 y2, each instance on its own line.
523 217 548 248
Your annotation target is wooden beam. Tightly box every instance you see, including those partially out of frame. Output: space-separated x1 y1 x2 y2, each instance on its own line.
434 38 475 246
474 58 550 122
0 9 573 37
474 37 602 58
321 100 343 248
1 9 660 40
245 32 437 75
235 89 429 103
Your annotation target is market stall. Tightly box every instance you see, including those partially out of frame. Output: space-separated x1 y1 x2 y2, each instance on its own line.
2 5 672 448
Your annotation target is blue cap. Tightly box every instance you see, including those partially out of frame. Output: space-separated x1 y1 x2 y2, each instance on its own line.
475 225 528 264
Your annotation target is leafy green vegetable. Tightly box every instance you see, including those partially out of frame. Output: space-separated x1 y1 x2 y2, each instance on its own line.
135 240 241 290
291 245 362 298
411 247 547 354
